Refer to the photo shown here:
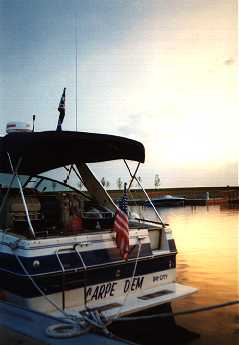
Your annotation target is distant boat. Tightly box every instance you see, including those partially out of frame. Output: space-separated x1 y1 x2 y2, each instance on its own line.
145 195 185 207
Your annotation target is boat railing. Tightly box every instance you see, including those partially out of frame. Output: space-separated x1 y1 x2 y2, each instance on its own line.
55 246 88 272
55 246 88 310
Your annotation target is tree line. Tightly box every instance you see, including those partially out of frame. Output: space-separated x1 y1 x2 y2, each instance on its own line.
101 174 161 190
75 175 161 190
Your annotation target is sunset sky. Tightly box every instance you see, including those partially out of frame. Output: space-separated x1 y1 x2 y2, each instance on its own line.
0 0 237 188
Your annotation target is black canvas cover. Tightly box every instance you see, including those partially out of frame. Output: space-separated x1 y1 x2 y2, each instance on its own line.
0 131 145 175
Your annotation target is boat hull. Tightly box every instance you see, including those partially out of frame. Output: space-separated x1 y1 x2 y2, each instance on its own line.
0 229 196 316
2 268 196 317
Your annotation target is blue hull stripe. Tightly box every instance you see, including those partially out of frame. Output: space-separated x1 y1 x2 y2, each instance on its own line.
0 254 176 298
0 243 152 276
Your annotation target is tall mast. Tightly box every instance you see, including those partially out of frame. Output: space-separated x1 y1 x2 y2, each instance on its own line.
75 16 78 131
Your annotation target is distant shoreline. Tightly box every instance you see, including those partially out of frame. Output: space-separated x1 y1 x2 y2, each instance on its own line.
108 186 239 205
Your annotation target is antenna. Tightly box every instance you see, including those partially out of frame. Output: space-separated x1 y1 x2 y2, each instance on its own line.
75 16 78 131
32 115 36 132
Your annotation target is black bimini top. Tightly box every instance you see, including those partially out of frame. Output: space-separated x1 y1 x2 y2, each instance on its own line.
0 131 145 175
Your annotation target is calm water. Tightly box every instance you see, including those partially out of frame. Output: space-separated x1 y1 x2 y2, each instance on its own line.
140 204 239 345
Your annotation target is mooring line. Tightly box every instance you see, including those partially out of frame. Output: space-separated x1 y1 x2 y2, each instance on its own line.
113 300 239 322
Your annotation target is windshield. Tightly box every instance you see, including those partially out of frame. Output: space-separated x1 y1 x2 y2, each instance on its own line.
0 172 86 195
0 173 29 188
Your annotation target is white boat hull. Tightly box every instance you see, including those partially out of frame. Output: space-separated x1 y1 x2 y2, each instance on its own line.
4 268 197 317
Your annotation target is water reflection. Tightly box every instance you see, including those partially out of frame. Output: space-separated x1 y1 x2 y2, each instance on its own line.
133 205 238 343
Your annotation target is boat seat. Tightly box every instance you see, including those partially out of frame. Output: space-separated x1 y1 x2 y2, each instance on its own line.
0 189 42 237
4 191 41 224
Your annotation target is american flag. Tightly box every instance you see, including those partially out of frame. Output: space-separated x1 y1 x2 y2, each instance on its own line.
113 208 129 261
113 183 129 260
56 88 66 131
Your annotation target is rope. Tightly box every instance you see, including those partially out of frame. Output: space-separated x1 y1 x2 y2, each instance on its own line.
113 300 239 322
46 323 91 338
112 239 142 321
81 310 112 331
13 250 71 319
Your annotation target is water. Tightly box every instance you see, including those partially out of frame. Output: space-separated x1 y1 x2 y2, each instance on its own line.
140 204 239 344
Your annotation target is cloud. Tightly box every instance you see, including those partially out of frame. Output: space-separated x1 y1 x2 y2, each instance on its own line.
117 113 150 141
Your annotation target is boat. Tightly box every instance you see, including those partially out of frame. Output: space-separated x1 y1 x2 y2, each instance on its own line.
0 106 197 320
144 195 185 207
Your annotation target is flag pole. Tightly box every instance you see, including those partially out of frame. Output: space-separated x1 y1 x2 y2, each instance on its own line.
56 88 66 131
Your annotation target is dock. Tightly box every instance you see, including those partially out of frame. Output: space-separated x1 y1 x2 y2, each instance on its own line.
0 301 136 345
110 186 239 207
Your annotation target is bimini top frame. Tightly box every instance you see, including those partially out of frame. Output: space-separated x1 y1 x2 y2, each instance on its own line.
0 131 145 175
